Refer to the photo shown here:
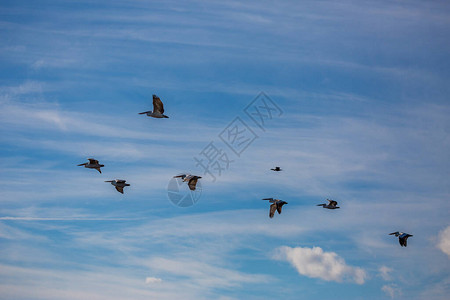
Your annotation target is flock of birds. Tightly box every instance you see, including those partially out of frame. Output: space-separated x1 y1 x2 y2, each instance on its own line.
77 94 413 248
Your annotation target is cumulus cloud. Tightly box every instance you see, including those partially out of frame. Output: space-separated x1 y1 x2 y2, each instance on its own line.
382 284 401 298
437 226 450 257
274 246 366 284
378 265 393 281
145 277 162 284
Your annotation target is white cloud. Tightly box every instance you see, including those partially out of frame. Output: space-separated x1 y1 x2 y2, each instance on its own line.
378 265 393 281
145 277 162 284
437 226 450 257
382 284 401 299
274 246 366 284
144 257 271 289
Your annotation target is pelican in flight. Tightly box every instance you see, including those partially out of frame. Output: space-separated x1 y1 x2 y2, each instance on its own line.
173 174 202 191
139 94 169 118
105 179 130 194
389 232 413 247
317 199 340 209
262 198 288 218
77 158 104 174
271 166 282 171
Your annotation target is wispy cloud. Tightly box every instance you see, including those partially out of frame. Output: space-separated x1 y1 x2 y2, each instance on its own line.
378 265 393 281
437 226 450 258
382 284 402 299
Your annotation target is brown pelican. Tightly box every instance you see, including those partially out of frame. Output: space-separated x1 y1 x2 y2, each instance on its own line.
262 198 288 218
271 166 282 171
139 94 169 118
317 199 340 209
173 174 202 191
105 179 130 194
389 232 413 247
77 158 104 173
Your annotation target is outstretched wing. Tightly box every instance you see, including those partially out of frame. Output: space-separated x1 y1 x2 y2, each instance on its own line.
269 203 277 218
174 174 187 179
115 186 124 194
153 95 164 114
277 204 283 214
88 158 98 164
327 199 337 206
262 198 277 203
188 177 199 191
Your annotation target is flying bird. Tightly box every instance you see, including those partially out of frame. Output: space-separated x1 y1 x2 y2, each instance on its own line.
139 94 169 118
77 158 104 174
389 232 413 247
262 198 288 218
271 166 282 171
317 199 340 209
173 174 202 191
105 179 130 194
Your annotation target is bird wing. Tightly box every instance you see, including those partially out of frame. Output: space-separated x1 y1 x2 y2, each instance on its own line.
95 167 102 174
139 111 152 115
329 200 338 207
88 158 98 164
269 203 277 218
277 204 283 214
153 95 164 114
174 174 187 179
188 177 199 191
116 180 126 183
263 198 277 203
115 186 124 194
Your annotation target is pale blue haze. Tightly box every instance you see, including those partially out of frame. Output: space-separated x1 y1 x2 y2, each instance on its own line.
0 1 449 299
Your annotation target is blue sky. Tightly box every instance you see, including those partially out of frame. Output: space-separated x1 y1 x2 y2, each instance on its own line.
1 0 449 299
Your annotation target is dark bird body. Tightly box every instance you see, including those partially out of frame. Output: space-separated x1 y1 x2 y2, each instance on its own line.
105 179 130 194
173 174 202 191
139 94 169 118
317 199 340 209
78 158 104 173
262 198 288 218
389 232 413 247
